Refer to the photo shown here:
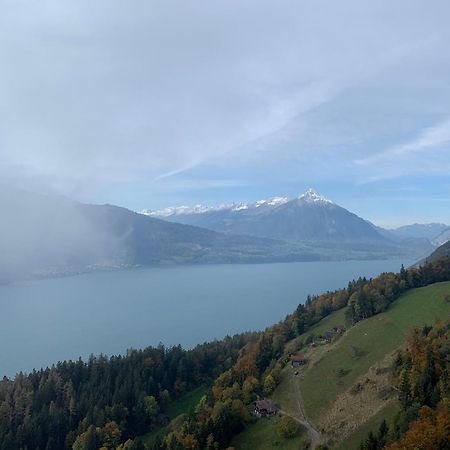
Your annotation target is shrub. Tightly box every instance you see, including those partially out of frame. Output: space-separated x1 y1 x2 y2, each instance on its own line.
276 416 300 439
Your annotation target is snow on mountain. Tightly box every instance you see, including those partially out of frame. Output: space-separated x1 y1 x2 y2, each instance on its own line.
141 188 399 244
298 188 334 205
142 195 290 217
432 227 450 247
141 204 225 217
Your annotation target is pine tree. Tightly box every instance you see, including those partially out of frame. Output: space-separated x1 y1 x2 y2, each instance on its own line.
377 419 389 447
399 369 411 410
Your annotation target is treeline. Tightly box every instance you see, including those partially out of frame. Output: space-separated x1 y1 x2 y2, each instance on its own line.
292 256 450 338
360 318 450 450
0 333 259 450
158 257 450 449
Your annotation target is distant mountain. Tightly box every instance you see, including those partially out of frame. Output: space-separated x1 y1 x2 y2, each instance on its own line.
385 223 448 242
432 227 450 247
0 189 321 281
417 240 450 266
0 188 434 282
145 189 392 244
142 196 290 218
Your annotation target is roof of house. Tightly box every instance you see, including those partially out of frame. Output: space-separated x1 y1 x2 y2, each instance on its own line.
324 331 336 338
255 399 277 412
290 354 306 362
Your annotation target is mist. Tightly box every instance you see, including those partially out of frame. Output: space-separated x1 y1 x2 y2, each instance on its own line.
0 187 123 282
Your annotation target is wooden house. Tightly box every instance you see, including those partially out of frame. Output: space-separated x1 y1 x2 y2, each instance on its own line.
290 355 306 367
254 398 278 417
333 325 346 334
323 331 336 343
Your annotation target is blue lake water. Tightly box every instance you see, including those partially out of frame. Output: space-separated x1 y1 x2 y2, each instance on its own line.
0 259 413 377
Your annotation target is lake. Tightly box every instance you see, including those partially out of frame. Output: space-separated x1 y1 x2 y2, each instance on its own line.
0 259 413 377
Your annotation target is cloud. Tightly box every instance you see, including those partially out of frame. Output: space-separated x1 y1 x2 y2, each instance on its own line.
356 118 450 166
351 117 450 184
0 0 450 203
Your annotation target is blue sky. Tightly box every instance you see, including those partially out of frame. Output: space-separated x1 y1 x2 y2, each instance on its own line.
1 0 449 227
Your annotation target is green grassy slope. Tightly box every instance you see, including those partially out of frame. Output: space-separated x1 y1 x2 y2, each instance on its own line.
334 400 400 450
231 415 307 450
234 282 450 450
301 282 450 423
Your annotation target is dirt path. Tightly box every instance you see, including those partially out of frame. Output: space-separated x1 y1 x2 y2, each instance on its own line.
279 375 322 448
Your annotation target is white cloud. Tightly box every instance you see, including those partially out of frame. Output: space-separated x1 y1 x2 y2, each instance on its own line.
0 0 450 200
356 118 450 166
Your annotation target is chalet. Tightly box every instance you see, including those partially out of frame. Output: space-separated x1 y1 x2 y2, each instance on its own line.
310 338 327 347
323 326 346 343
254 398 278 417
323 331 336 343
290 355 306 367
333 325 346 334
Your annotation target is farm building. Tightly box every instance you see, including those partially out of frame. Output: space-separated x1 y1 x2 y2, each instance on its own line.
254 398 278 417
323 325 346 343
323 331 336 343
290 354 306 367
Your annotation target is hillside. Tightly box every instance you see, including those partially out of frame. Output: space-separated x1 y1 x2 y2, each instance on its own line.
432 227 450 246
232 282 450 449
417 239 450 266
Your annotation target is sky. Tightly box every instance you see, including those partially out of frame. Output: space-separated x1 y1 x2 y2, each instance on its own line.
1 0 450 228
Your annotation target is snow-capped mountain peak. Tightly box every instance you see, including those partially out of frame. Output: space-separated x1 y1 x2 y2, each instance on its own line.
255 197 289 208
298 188 334 205
141 204 218 217
141 191 334 218
142 196 291 217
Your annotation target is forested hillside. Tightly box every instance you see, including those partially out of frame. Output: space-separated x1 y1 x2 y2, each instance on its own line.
0 334 259 449
421 239 450 264
360 318 450 450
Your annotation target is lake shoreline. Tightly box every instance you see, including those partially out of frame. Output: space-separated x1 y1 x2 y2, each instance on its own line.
0 259 413 377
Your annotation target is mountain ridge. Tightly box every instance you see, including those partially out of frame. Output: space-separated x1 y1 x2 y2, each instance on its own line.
0 189 435 282
142 189 401 245
144 190 445 255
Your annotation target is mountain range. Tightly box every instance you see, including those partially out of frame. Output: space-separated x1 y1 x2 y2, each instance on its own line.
0 188 444 282
0 189 317 281
143 189 386 243
144 188 446 248
384 222 448 241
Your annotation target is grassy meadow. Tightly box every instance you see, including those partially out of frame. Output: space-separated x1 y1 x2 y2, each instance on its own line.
240 281 450 449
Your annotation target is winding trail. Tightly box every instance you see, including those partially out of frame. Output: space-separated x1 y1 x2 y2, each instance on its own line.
279 374 322 448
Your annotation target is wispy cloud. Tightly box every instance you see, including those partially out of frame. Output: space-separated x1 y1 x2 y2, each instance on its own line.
356 118 450 166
